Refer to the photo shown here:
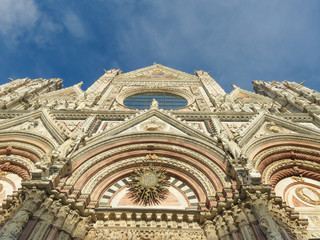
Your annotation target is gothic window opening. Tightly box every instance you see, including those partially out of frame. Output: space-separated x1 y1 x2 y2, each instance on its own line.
123 92 188 110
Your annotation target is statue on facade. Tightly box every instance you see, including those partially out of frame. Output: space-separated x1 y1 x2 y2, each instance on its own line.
53 128 88 160
150 98 159 110
217 130 243 160
19 118 37 131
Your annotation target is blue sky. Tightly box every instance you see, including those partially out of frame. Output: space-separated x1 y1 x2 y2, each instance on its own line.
0 0 319 93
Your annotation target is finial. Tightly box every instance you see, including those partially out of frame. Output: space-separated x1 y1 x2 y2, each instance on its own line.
76 81 83 87
231 84 239 89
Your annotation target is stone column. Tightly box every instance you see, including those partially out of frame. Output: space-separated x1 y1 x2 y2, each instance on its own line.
249 192 283 240
18 216 39 240
214 216 231 240
45 226 59 240
28 221 51 240
72 216 91 240
234 208 256 240
0 210 31 240
27 197 56 240
0 191 44 240
223 213 241 240
203 220 218 240
55 231 72 240
243 209 266 240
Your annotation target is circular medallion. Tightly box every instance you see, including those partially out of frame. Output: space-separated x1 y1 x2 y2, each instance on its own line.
128 165 170 206
140 171 158 188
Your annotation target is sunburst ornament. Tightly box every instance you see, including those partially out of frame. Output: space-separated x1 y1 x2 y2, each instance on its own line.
128 165 170 206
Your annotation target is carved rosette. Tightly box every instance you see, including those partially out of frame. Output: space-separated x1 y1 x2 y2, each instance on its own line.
128 165 170 206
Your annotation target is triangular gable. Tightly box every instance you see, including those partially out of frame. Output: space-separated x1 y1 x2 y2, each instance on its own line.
0 109 67 144
119 64 197 81
238 113 320 146
38 83 83 100
120 116 188 136
88 109 215 144
57 120 85 133
230 85 275 103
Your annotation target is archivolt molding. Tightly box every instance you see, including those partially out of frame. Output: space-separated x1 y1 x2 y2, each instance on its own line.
68 142 228 186
253 146 320 171
67 143 229 194
0 161 30 179
0 155 36 173
73 133 225 166
0 143 42 163
245 135 320 168
0 131 57 152
262 159 320 185
81 156 216 197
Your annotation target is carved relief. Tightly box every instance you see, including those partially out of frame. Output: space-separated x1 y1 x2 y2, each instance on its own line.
296 187 320 205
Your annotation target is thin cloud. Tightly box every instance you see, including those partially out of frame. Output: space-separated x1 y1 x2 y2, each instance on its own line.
0 1 87 46
0 0 39 42
111 0 320 92
63 11 86 39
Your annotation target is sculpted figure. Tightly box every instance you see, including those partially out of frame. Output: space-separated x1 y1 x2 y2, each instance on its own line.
46 99 58 109
19 118 37 130
53 205 70 228
54 128 87 159
34 197 53 217
218 130 242 159
67 97 78 109
62 209 79 233
145 120 161 131
267 122 282 134
0 100 7 109
150 98 159 110
55 99 68 110
32 99 41 109
73 216 90 239
69 128 87 156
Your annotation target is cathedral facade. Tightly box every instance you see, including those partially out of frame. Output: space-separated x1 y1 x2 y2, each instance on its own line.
0 64 319 239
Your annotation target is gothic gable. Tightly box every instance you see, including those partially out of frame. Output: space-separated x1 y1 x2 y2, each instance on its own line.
230 85 275 103
239 113 320 145
89 109 214 143
119 64 197 81
0 109 67 144
38 83 83 100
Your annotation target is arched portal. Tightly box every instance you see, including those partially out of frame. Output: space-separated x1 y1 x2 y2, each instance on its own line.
62 133 233 210
247 134 320 235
